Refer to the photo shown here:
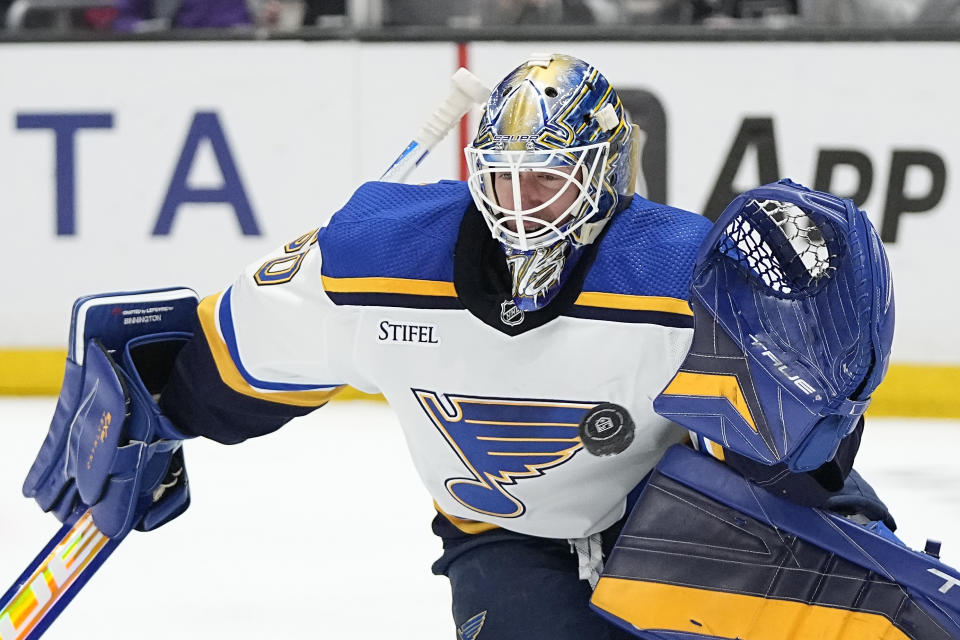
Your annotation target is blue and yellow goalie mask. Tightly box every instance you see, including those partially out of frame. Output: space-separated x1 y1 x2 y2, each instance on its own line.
465 53 638 311
654 180 895 472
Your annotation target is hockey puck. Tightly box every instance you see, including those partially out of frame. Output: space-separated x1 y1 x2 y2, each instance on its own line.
579 402 635 456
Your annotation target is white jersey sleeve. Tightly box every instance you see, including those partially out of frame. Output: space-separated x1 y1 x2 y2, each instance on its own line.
159 227 376 444
197 228 377 405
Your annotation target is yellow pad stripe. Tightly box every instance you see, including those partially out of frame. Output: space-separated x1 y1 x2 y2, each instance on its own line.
197 294 343 408
662 371 757 431
706 437 726 461
592 578 910 640
573 292 693 315
321 275 457 297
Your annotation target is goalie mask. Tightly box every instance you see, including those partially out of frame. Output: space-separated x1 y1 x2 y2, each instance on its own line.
654 180 895 472
465 53 638 311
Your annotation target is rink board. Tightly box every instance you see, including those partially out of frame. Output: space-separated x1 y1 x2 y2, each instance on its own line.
0 40 957 415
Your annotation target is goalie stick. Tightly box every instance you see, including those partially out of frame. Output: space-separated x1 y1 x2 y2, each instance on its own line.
381 67 490 182
0 66 490 640
0 510 116 640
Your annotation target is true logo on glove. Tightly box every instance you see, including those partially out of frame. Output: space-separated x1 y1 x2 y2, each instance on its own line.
748 334 818 397
86 411 112 471
929 568 960 595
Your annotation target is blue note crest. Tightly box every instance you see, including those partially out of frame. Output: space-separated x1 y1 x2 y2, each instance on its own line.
414 389 597 518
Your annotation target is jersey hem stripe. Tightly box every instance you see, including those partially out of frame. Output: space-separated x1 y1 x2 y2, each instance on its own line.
433 502 501 535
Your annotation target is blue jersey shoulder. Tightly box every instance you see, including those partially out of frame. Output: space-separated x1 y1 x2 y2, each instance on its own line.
318 180 471 281
584 195 712 300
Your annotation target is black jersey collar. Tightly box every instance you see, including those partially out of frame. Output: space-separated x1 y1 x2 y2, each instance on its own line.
453 204 602 337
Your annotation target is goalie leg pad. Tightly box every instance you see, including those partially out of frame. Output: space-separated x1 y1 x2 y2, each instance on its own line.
592 445 960 640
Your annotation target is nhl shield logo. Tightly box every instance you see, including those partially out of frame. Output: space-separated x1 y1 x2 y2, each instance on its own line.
500 300 524 326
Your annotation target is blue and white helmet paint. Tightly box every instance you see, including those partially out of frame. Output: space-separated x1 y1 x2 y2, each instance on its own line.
465 54 639 311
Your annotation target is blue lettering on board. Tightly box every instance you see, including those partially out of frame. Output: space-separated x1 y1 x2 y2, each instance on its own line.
16 113 114 236
153 111 259 236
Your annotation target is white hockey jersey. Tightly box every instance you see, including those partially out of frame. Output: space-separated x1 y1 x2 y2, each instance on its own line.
175 180 712 539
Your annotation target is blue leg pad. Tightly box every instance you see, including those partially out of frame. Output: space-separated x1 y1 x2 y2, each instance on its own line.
591 445 960 640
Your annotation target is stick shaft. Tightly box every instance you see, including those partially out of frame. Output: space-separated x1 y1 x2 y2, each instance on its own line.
0 510 120 640
380 67 490 183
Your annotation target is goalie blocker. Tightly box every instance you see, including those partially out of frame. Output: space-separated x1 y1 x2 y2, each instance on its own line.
22 288 197 539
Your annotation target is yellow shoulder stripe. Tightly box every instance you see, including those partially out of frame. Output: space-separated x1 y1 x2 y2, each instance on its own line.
574 292 693 315
321 275 457 297
592 578 910 640
197 294 343 408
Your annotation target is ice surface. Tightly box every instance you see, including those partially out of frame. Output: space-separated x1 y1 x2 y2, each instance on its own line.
0 399 451 640
1 398 957 639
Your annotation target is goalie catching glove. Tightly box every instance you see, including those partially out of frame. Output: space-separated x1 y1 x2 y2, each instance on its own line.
22 288 198 539
654 179 895 474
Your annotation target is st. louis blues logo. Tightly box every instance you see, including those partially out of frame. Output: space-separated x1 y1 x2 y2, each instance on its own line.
414 389 598 518
458 610 487 640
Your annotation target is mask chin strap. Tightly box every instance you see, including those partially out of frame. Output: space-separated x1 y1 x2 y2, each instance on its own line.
577 218 608 245
573 182 633 246
570 195 613 246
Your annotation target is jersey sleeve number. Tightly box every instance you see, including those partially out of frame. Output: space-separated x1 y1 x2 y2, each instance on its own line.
253 228 319 286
